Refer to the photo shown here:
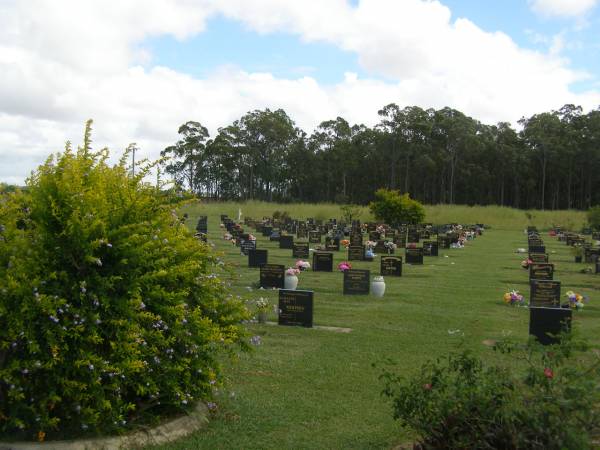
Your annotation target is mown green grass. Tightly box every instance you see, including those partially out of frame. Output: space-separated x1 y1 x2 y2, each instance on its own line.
151 204 599 450
184 200 588 232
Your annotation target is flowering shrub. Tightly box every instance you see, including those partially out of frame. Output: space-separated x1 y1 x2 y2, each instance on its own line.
503 290 526 306
380 332 600 449
0 122 249 440
338 261 352 272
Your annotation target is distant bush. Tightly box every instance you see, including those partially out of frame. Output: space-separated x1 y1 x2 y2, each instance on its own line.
369 189 425 226
380 333 600 449
588 205 600 230
272 210 290 222
0 121 249 440
340 204 362 223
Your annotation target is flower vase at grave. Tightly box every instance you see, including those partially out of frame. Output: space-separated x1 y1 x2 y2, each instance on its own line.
284 274 299 290
371 276 386 298
258 311 267 324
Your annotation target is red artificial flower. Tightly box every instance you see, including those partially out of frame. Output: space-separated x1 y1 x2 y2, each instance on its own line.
423 383 432 390
544 367 554 379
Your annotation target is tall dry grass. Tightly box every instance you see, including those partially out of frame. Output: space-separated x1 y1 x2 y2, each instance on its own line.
182 200 587 231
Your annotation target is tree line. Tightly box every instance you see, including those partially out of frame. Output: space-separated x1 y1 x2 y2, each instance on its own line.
160 103 600 210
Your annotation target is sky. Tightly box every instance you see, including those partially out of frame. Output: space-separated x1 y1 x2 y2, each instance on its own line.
1 0 600 184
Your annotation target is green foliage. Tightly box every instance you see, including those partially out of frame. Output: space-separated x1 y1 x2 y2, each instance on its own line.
0 122 249 440
380 333 600 449
339 204 362 223
587 205 600 230
369 189 425 226
271 210 290 222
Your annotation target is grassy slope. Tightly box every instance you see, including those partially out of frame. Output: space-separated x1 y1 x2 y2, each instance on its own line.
184 200 588 232
152 203 598 450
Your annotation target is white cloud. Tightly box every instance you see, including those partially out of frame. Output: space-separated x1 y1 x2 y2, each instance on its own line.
529 0 599 18
0 0 599 183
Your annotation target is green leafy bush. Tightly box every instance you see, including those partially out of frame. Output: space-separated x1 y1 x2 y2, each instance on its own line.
0 122 249 440
272 210 290 222
340 204 362 223
369 189 425 226
588 205 600 230
380 333 600 449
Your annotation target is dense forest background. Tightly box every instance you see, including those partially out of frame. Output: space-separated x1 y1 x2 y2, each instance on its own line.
161 103 597 210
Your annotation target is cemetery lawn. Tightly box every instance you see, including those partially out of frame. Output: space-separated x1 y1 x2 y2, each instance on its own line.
151 203 599 450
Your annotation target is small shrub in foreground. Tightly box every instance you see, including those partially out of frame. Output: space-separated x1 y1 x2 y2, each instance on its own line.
379 332 600 449
0 122 249 440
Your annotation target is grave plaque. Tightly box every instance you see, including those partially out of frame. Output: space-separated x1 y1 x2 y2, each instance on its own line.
529 263 554 281
312 252 333 272
262 226 273 237
405 247 424 265
240 239 256 256
297 228 307 239
309 231 321 244
292 242 309 259
279 235 294 250
269 231 281 242
529 280 561 307
343 269 370 295
248 249 268 268
259 264 285 289
348 245 364 261
529 307 572 345
381 256 402 276
278 290 313 328
325 237 340 251
529 253 549 263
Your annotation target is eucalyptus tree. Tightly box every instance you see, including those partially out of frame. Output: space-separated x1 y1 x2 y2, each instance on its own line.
161 121 210 194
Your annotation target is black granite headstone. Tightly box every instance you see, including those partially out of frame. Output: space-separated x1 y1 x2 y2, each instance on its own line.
260 264 285 289
529 307 571 345
529 280 561 307
529 253 549 263
405 247 424 265
529 263 554 281
348 245 364 261
309 231 321 244
240 239 256 256
278 290 313 328
312 252 333 272
248 249 268 268
381 256 402 276
292 242 309 259
325 237 340 251
279 235 294 249
343 269 370 295
423 241 438 257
